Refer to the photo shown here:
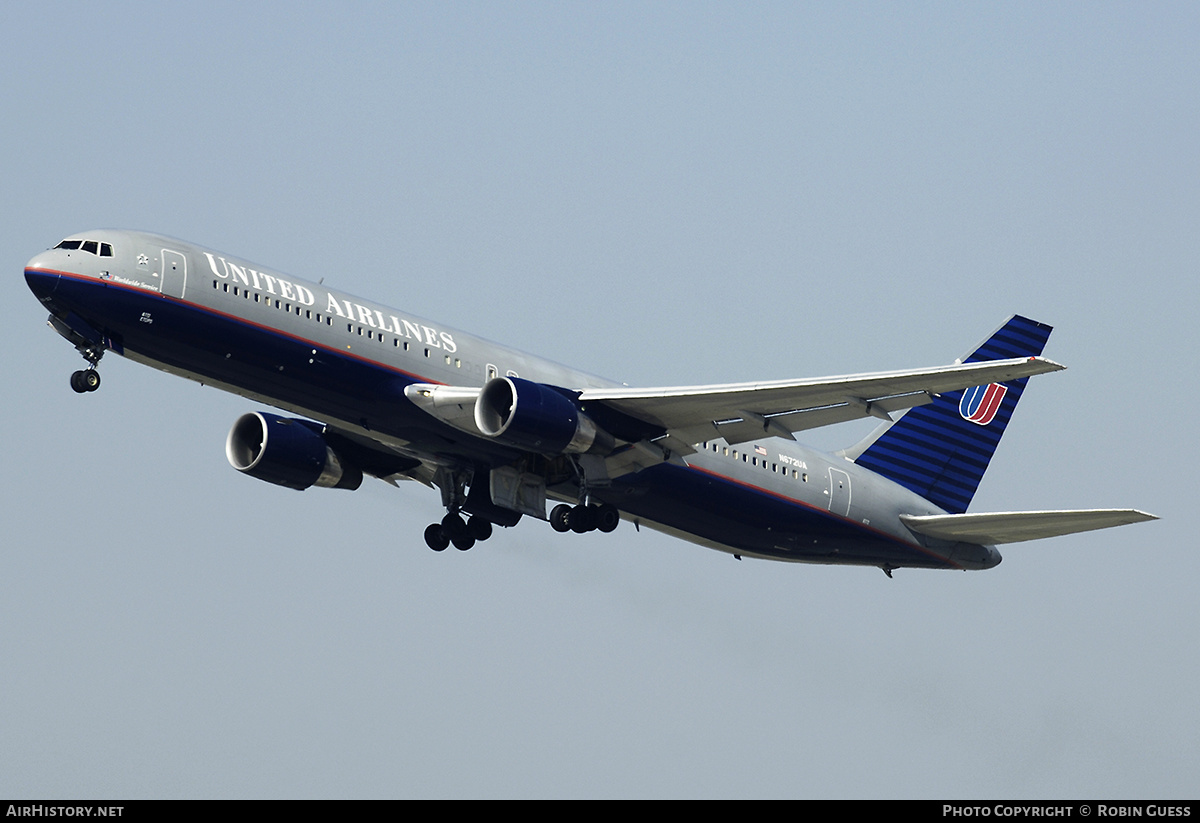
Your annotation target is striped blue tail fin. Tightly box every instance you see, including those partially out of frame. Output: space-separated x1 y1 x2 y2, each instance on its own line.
852 315 1053 513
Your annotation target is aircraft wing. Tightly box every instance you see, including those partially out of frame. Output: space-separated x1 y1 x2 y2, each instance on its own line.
899 509 1159 544
578 356 1064 452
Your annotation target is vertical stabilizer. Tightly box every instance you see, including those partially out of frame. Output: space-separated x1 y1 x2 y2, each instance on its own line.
852 315 1053 513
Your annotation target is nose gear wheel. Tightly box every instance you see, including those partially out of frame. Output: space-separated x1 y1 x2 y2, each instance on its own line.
70 369 101 393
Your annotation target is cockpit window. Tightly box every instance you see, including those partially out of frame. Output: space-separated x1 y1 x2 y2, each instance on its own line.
53 238 114 256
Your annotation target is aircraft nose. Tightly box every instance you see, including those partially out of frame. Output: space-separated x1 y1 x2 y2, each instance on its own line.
24 253 61 300
984 546 1003 569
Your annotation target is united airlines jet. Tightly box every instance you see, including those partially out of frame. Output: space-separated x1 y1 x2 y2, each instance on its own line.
24 230 1156 575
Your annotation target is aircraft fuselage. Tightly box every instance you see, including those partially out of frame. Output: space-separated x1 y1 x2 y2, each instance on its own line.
25 229 998 571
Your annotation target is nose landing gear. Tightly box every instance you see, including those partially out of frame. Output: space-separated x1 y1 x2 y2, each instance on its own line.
46 314 107 394
68 336 105 394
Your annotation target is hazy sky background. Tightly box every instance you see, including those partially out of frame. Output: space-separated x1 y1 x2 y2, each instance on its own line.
2 2 1196 798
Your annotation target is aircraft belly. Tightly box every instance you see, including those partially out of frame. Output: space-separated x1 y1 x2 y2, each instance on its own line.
603 463 954 568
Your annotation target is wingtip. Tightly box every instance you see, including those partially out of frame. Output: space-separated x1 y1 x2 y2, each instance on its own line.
1033 356 1067 372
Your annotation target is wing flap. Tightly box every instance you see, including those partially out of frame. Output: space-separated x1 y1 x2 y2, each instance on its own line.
900 509 1159 544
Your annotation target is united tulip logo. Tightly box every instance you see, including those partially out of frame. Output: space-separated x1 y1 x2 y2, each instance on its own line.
959 383 1008 425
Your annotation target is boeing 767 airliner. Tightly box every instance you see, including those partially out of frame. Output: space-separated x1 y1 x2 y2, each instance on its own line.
24 229 1156 575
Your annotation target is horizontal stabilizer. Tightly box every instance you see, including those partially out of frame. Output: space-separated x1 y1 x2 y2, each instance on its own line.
900 509 1158 544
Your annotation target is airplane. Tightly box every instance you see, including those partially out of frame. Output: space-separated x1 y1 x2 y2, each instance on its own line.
24 229 1156 576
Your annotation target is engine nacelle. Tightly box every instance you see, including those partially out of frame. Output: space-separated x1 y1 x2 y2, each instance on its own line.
226 412 363 491
474 377 614 455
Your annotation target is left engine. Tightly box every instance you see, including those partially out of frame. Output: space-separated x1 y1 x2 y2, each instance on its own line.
225 412 363 491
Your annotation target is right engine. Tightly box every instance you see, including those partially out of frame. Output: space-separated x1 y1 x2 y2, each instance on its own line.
474 377 614 455
225 412 362 491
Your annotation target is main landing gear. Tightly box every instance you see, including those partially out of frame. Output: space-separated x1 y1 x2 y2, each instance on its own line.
421 465 621 552
550 502 620 535
423 511 495 552
423 502 621 551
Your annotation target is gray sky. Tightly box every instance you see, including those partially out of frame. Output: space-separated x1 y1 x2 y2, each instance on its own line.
2 1 1195 798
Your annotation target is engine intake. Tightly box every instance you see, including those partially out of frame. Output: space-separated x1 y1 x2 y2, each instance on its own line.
475 377 613 455
226 412 362 491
